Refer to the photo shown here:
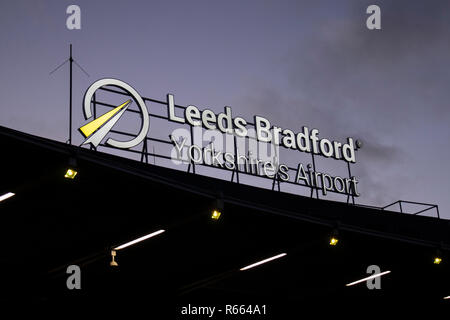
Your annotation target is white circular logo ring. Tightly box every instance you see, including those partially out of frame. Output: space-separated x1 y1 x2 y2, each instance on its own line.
83 78 149 149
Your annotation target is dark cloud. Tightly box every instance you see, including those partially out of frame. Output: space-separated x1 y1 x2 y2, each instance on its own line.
235 1 450 211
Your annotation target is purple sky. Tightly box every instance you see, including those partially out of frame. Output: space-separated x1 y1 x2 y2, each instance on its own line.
1 1 449 218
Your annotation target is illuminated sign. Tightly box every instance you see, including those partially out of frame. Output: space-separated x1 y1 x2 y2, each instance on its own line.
167 95 356 163
80 78 149 149
78 79 361 197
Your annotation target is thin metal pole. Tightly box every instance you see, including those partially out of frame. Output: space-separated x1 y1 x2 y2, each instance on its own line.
69 44 73 145
93 92 96 119
347 162 355 205
91 93 97 151
190 126 195 174
311 153 319 199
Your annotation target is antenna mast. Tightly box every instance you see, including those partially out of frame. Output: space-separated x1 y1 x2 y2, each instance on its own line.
69 44 73 145
49 44 89 145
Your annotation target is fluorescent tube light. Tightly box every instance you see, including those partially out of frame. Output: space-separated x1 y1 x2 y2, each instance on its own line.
240 253 287 271
114 229 165 250
0 192 15 202
346 270 391 287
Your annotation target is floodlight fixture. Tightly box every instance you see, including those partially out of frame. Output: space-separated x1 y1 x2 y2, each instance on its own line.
64 168 78 179
211 210 221 220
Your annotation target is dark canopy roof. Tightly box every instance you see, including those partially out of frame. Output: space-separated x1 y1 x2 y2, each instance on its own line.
0 125 448 314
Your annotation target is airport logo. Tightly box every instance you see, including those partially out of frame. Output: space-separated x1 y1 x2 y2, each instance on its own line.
79 78 149 149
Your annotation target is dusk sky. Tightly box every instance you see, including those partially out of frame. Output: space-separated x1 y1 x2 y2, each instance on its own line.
1 1 449 218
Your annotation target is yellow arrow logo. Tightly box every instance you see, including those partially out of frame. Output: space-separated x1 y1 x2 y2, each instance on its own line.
79 100 132 138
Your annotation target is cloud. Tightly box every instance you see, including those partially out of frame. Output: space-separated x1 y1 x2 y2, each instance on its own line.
236 1 450 209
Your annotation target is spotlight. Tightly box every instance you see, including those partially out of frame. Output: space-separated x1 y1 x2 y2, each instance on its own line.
329 237 339 246
434 249 443 265
211 210 221 220
329 228 339 246
110 250 118 267
64 168 78 179
64 157 78 179
211 193 224 220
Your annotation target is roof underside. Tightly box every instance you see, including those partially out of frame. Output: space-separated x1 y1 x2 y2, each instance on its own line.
0 126 449 313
